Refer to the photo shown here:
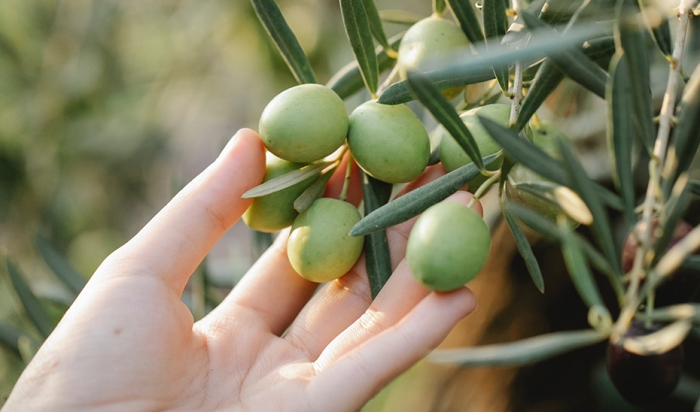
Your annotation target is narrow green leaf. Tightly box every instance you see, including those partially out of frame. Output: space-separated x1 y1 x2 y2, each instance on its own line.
35 234 86 296
349 153 500 236
515 59 565 131
406 70 484 170
378 25 608 105
251 0 317 84
516 37 616 131
242 162 328 198
557 139 621 275
429 329 606 367
294 168 336 213
328 34 402 100
637 0 672 57
520 11 608 98
445 0 484 44
362 172 393 299
503 204 545 293
362 0 395 57
483 0 509 92
509 204 621 289
6 260 55 338
480 116 624 213
607 54 636 225
539 0 579 26
655 175 692 262
379 68 494 105
433 0 447 15
665 65 700 197
560 222 608 311
619 14 655 151
340 0 380 95
378 9 422 25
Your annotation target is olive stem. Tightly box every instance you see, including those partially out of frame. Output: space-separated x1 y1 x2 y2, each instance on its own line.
508 0 524 127
613 0 693 340
339 152 354 202
645 290 655 329
469 171 501 208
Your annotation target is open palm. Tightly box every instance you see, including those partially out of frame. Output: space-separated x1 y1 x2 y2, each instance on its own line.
3 130 478 412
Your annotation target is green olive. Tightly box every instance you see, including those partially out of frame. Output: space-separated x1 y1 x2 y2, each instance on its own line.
347 100 430 183
288 198 364 283
504 121 566 221
406 201 491 292
397 16 470 80
259 84 349 163
242 153 316 233
438 103 510 191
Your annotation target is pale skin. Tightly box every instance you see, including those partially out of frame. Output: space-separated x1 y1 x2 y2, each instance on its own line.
3 129 481 412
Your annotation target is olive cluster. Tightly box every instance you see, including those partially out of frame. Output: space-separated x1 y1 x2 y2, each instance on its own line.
242 15 560 292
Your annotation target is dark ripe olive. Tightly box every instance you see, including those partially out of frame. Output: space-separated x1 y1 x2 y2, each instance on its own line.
606 322 684 406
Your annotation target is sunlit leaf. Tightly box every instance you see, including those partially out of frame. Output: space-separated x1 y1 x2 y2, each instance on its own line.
6 260 54 338
378 9 422 25
606 53 636 225
242 162 329 198
340 0 380 95
35 233 86 296
362 172 393 299
362 0 395 57
665 64 700 197
294 168 336 213
520 11 608 98
557 139 621 274
406 70 484 170
445 0 484 44
516 182 593 225
645 304 700 323
503 203 545 293
622 319 692 356
349 153 500 236
328 33 402 99
251 0 317 84
430 329 606 367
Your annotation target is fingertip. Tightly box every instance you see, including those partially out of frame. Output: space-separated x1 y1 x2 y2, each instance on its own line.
434 286 477 318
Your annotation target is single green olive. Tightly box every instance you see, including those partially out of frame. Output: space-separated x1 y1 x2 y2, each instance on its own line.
505 121 567 221
438 103 510 191
406 201 491 292
397 16 470 99
259 84 349 163
397 16 470 80
288 198 364 283
347 100 430 184
242 153 316 233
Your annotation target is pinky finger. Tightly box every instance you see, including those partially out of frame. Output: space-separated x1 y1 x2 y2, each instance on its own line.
307 287 477 412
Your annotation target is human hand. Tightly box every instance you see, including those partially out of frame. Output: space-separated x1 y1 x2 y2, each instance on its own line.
3 129 478 412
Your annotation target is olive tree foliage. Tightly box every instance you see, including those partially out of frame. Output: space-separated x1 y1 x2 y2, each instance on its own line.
247 0 700 401
2 0 700 406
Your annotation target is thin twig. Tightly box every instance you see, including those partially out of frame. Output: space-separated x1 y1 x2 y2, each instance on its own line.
509 0 525 126
614 0 693 338
339 152 354 202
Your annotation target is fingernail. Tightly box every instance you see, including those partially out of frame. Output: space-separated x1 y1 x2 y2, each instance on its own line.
219 130 243 159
